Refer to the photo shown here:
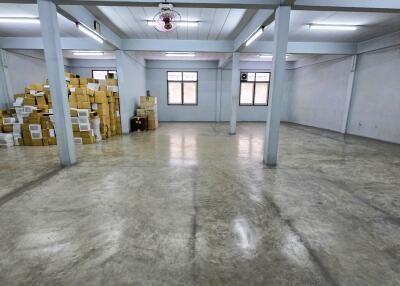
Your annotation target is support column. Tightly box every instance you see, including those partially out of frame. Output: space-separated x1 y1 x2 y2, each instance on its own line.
263 6 291 166
229 52 240 135
0 49 13 109
215 68 222 122
341 54 358 134
115 50 130 134
38 0 76 166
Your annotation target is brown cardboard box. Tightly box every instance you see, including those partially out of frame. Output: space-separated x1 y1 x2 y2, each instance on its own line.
36 96 46 106
106 79 118 86
31 139 43 146
94 91 107 103
140 96 157 107
75 88 87 95
77 94 89 102
77 101 91 109
24 97 36 106
82 136 95 144
148 119 158 130
42 138 49 146
70 109 78 117
72 124 80 132
22 131 32 146
48 137 57 145
3 124 13 132
69 101 78 108
69 78 80 86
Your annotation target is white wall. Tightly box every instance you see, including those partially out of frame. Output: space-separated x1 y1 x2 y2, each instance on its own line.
116 51 146 133
287 55 353 132
146 60 290 122
146 60 218 121
67 59 116 78
348 47 400 144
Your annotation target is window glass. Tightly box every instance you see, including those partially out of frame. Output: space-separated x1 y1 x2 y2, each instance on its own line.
256 73 270 82
254 82 268 105
240 83 254 104
168 72 182 81
92 70 108 80
183 72 197 81
247 73 256 82
168 82 182 104
183 82 197 104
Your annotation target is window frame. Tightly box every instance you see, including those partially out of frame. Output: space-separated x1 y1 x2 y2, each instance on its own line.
167 71 199 106
91 69 117 80
239 71 271 106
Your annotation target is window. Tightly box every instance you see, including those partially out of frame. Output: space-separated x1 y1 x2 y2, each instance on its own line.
167 71 198 105
92 70 117 80
239 72 270 106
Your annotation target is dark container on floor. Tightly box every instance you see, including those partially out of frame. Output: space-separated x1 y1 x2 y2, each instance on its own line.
130 116 147 132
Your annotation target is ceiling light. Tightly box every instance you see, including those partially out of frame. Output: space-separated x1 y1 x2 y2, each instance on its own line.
309 24 358 31
165 52 195 57
259 54 289 59
147 20 198 27
76 23 104 43
245 27 264 47
0 17 40 24
73 51 104 56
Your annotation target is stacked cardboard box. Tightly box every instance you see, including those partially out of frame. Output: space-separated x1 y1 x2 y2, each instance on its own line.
137 96 158 130
0 72 122 147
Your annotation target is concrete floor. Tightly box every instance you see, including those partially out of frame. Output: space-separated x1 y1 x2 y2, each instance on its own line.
0 122 399 285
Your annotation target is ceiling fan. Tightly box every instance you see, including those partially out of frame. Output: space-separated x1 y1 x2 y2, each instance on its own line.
152 1 181 32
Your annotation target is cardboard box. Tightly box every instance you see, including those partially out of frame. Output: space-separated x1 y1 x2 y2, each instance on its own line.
140 96 157 107
31 138 43 146
148 119 158 130
94 91 107 104
29 84 44 92
24 97 36 106
106 78 118 86
77 101 91 109
69 78 80 86
75 88 87 95
77 94 89 102
82 135 95 144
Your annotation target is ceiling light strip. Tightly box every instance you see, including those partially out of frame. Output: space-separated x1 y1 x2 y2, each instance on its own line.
245 27 264 47
76 23 104 44
0 17 40 24
309 24 358 31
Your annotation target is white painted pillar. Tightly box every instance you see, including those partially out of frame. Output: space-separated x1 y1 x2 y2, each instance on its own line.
263 6 291 167
341 54 358 134
38 0 76 166
115 50 130 134
229 52 240 134
215 68 222 122
0 49 13 109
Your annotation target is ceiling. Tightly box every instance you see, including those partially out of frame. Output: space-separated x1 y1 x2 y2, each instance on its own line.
0 3 399 44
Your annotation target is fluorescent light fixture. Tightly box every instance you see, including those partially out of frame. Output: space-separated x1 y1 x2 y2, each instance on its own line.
165 52 195 57
245 27 264 47
309 24 358 31
0 17 40 24
76 23 104 43
72 51 104 56
147 20 199 27
259 54 289 59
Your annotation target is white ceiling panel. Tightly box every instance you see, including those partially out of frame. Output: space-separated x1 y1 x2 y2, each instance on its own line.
260 10 400 42
0 4 83 38
98 6 247 40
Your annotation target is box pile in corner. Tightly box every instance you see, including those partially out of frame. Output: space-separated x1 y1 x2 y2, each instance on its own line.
0 72 122 147
133 96 158 131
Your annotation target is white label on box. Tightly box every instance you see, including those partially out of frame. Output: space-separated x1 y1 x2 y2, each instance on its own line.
79 123 91 132
30 131 42 139
107 86 119 92
77 109 90 118
29 124 41 132
78 117 90 124
49 129 55 137
3 117 15 125
91 103 98 110
74 137 83 144
87 83 99 91
29 90 36 95
13 97 24 107
49 115 55 123
70 87 76 92
44 85 50 90
49 109 53 114
34 92 45 97
71 117 79 124
115 111 120 117
23 106 36 113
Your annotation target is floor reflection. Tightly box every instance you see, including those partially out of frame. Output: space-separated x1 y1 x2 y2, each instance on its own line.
168 135 198 167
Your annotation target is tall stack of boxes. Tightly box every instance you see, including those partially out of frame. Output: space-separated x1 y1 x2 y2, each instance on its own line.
0 72 122 147
136 96 158 130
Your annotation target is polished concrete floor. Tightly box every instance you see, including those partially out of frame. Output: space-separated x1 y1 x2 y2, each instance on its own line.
0 122 399 285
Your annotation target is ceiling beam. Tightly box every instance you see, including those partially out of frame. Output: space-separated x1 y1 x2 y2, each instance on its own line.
357 30 400 54
0 38 361 55
57 5 122 49
233 9 275 51
122 39 234 53
242 41 357 54
293 0 400 13
0 37 112 50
